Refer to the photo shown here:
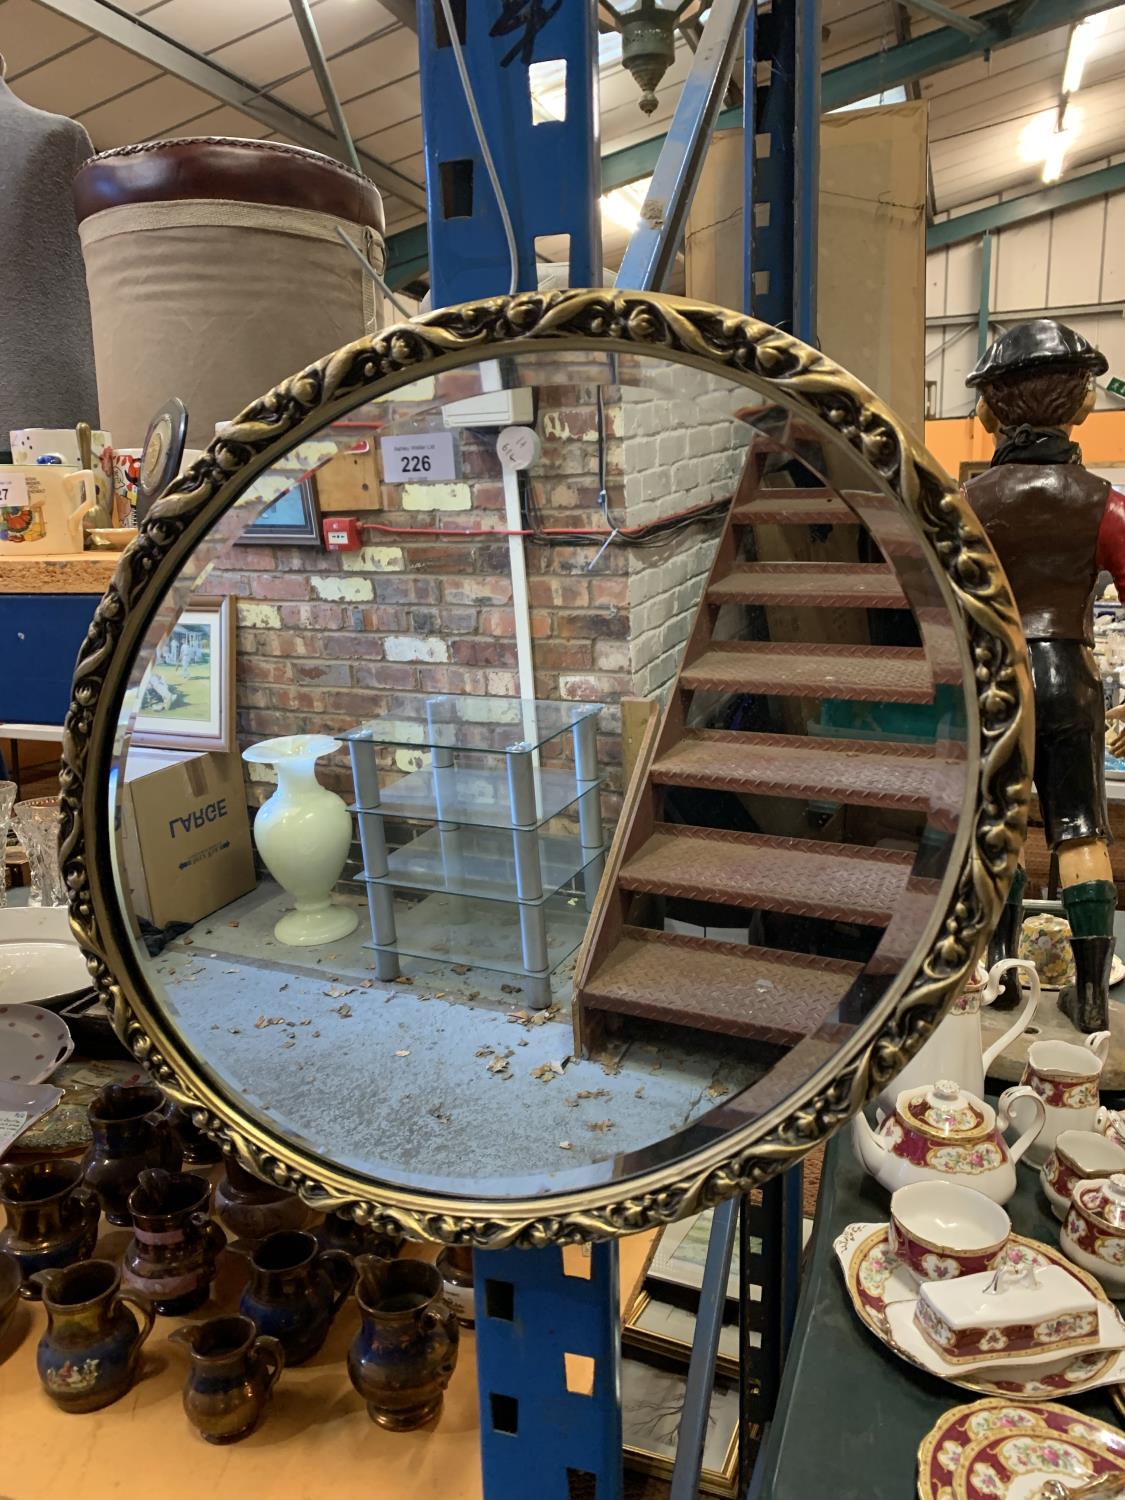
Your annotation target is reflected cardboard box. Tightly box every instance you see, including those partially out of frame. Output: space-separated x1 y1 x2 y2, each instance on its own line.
115 749 255 929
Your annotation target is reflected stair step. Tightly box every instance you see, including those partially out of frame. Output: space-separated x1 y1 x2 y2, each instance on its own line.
679 641 933 703
579 927 861 1045
650 730 963 816
619 824 913 926
732 490 860 527
707 562 907 609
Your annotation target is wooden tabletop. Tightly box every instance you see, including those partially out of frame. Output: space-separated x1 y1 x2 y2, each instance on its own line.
0 553 118 595
0 1202 656 1500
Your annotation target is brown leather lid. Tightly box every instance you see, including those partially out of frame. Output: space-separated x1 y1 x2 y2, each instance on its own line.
73 136 385 236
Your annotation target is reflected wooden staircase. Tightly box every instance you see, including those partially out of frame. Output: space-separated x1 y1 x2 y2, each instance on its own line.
573 445 963 1055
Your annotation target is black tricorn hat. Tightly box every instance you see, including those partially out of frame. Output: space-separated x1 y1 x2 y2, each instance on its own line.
967 318 1108 388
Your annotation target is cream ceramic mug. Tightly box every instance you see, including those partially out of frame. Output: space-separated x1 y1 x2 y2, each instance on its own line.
0 466 96 555
1001 1032 1112 1170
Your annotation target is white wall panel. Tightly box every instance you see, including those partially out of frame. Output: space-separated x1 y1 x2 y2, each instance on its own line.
1105 193 1125 301
926 248 948 318
945 238 983 317
993 218 1049 310
1047 199 1107 307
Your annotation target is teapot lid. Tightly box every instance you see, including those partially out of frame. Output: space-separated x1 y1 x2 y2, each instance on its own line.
896 1079 991 1139
1075 1172 1125 1232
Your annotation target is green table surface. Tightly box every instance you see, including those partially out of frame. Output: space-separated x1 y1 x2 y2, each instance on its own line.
752 1122 1123 1499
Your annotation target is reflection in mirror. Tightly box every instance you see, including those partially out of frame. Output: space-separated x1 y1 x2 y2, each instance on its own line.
108 349 972 1199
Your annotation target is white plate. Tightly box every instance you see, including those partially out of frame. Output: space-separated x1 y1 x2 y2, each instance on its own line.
0 1002 73 1083
0 1080 63 1156
886 1296 1125 1378
0 906 89 1005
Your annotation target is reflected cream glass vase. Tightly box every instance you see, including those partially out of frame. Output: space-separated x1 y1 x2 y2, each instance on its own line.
241 735 359 946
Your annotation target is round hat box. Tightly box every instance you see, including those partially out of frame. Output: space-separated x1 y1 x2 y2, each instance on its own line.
74 137 387 447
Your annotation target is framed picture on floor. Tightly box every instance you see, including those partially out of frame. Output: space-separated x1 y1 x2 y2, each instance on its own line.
621 1352 740 1497
235 476 322 546
131 596 235 753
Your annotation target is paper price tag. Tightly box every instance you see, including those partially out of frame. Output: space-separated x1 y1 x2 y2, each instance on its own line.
0 1110 28 1155
380 431 456 484
0 471 30 509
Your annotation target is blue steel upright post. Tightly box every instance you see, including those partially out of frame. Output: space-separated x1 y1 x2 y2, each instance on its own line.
743 0 820 1374
418 0 603 305
417 5 621 1498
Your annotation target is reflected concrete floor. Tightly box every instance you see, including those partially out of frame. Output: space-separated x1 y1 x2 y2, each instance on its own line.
150 882 767 1185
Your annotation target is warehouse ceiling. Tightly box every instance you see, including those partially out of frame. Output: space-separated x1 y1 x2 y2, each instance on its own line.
3 0 1125 266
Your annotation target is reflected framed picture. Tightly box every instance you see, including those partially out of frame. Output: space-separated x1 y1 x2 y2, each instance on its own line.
132 597 235 753
235 477 322 546
624 1289 745 1377
621 1352 740 1497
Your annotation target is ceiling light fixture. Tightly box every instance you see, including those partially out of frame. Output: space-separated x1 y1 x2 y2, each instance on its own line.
599 0 702 114
599 178 652 232
1062 12 1107 95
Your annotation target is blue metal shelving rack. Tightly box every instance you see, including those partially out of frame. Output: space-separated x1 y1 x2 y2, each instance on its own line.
413 3 818 1494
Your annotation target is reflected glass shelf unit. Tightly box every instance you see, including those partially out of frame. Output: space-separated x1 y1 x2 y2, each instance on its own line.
342 695 605 1007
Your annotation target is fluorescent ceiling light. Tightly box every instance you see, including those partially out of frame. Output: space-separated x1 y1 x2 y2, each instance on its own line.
1063 12 1107 96
600 177 652 233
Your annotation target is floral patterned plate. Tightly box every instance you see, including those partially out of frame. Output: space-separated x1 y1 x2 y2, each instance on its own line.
835 1222 1125 1397
916 1397 1125 1499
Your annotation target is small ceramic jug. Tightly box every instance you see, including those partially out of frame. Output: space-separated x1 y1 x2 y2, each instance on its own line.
214 1156 308 1245
314 1209 403 1261
171 1314 284 1444
0 1159 100 1299
347 1256 460 1429
32 1258 154 1413
1006 1033 1112 1170
83 1083 182 1225
123 1169 225 1316
162 1100 223 1167
1041 1129 1125 1220
239 1229 354 1365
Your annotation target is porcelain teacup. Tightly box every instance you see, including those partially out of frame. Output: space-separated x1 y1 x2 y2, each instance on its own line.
1006 1033 1111 1169
889 1181 1010 1282
1041 1129 1125 1221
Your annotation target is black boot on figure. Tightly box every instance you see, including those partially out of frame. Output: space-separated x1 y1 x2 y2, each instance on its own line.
1060 935 1114 1034
987 867 1027 1010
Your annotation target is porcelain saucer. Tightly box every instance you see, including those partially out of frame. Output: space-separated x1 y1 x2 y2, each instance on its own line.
835 1221 1125 1397
916 1397 1125 1499
0 1002 73 1084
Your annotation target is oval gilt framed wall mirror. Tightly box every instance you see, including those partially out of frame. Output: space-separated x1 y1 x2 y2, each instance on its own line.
61 291 1032 1247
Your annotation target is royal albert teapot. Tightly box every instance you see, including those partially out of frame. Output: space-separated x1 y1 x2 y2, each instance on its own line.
876 958 1040 1116
853 1078 1046 1203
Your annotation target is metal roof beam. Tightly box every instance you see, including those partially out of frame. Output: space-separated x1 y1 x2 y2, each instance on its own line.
926 161 1125 249
897 0 986 37
822 0 1113 108
30 0 428 209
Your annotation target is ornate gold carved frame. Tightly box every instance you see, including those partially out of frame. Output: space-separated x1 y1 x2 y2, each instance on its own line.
60 291 1033 1247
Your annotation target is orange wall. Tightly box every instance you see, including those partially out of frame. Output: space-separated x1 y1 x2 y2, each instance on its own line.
925 411 1125 479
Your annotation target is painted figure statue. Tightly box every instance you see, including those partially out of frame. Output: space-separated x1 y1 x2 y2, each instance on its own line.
964 319 1119 1033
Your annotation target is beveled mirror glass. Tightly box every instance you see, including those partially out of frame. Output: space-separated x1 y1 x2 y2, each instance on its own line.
63 292 1031 1245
